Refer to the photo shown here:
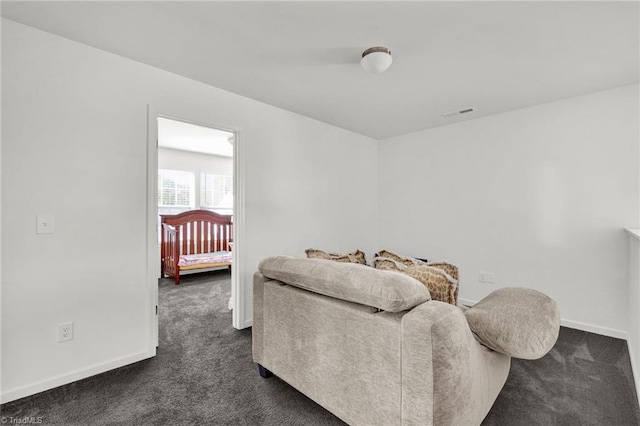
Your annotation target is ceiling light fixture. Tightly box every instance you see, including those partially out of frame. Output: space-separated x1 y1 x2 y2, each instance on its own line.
360 46 392 74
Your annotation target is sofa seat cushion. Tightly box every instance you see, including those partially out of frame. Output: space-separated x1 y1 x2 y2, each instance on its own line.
258 256 431 312
464 287 560 360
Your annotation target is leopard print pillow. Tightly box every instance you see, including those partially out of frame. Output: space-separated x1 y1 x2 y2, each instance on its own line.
374 254 459 305
425 262 459 303
373 256 407 271
403 264 458 305
305 248 367 265
374 250 426 267
427 262 458 280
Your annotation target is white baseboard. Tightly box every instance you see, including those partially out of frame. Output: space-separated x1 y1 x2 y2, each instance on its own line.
243 319 253 329
458 298 628 340
1 349 155 404
559 318 629 340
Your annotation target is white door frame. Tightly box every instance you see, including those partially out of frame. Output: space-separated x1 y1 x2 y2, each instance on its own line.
146 105 246 351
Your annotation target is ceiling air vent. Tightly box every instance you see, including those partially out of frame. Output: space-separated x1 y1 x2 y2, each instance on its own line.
442 107 476 118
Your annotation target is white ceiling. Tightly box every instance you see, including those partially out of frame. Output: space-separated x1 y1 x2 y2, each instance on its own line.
158 117 234 157
3 1 638 139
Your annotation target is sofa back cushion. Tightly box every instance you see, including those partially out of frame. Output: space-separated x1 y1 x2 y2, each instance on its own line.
258 256 431 312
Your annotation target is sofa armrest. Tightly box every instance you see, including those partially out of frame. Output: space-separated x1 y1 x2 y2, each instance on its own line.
252 272 267 365
464 287 560 360
401 301 510 426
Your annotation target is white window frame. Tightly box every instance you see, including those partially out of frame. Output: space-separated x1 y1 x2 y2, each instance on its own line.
200 172 233 214
157 169 195 210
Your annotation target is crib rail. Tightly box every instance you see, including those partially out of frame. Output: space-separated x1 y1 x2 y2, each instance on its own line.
161 224 180 279
160 210 233 284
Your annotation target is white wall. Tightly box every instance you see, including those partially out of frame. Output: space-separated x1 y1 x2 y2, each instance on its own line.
0 17 3 397
1 19 378 402
627 230 640 403
378 85 639 336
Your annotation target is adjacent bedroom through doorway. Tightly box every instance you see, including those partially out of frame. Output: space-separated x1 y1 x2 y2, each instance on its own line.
157 117 235 328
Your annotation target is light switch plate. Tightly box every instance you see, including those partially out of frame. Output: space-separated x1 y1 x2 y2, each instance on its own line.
36 214 54 234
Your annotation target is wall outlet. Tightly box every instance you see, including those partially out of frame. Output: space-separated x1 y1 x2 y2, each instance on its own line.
478 271 495 284
57 322 73 342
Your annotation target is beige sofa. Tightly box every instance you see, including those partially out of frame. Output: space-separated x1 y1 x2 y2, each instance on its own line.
253 256 560 426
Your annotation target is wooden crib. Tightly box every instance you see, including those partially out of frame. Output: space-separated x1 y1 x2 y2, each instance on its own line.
160 210 233 285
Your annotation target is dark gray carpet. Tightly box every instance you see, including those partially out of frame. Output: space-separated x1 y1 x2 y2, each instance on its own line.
2 271 639 425
483 327 640 426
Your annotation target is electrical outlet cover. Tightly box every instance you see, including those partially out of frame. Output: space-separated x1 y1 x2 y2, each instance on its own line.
37 214 54 234
57 322 73 342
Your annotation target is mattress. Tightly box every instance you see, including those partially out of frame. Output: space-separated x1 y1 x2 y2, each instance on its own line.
178 251 232 267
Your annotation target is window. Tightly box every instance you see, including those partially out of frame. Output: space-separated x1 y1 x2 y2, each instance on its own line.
201 172 233 214
158 169 195 210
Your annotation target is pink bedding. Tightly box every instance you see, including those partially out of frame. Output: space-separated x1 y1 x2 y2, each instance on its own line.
178 251 232 267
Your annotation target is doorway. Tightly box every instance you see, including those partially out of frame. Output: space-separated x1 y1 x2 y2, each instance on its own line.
146 108 243 351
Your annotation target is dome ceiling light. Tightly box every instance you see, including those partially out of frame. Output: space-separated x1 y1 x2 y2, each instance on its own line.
360 46 392 73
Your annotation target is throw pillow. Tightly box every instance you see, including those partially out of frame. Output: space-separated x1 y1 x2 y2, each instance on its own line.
374 249 425 267
305 248 367 265
403 264 459 305
426 262 459 304
373 256 459 305
372 256 407 271
427 262 458 280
